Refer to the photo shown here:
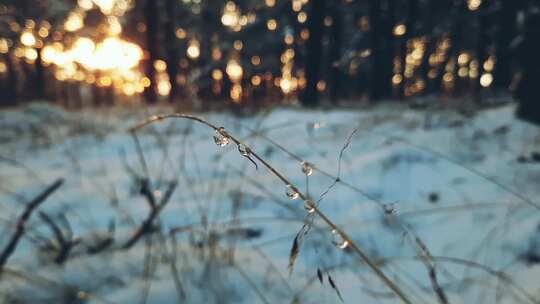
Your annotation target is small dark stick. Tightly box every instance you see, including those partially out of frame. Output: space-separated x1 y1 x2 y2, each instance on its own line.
0 178 64 275
317 268 323 284
122 180 177 249
39 211 79 264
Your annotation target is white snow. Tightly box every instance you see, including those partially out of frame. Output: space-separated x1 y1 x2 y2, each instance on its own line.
1 101 540 303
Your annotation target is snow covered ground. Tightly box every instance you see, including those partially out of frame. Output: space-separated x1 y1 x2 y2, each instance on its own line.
1 101 540 303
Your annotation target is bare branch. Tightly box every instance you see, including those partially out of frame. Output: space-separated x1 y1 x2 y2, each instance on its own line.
0 178 64 275
122 181 178 249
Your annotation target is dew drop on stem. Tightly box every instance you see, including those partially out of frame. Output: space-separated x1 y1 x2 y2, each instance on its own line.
238 143 249 156
304 199 315 213
301 161 313 176
286 184 299 200
213 127 230 147
331 229 349 249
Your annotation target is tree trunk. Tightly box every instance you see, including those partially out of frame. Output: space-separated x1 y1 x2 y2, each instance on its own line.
399 0 417 99
329 5 344 104
35 47 45 100
301 0 325 107
165 0 178 103
474 6 489 102
0 53 17 107
143 0 159 104
493 0 519 90
369 0 394 101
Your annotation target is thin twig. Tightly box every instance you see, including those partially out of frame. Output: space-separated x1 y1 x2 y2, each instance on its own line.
39 211 79 264
0 178 64 275
123 180 178 249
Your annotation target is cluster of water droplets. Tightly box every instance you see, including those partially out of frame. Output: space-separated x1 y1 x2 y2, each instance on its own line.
286 184 299 200
331 229 349 249
213 127 230 147
301 161 313 176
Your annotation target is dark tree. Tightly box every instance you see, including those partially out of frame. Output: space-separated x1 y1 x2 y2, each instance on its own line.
493 0 520 89
302 0 325 107
0 53 18 107
143 0 159 103
398 0 418 99
369 0 394 101
514 9 540 125
34 47 45 99
474 3 489 101
328 4 344 104
164 0 179 103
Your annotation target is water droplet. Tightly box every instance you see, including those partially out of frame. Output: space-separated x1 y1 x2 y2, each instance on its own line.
383 203 397 215
331 229 349 249
338 240 349 249
304 199 315 213
77 291 89 300
286 185 299 200
213 127 230 147
301 161 313 176
238 143 249 156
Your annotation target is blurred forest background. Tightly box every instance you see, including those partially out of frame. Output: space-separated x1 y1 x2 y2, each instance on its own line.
3 1 540 303
0 0 536 110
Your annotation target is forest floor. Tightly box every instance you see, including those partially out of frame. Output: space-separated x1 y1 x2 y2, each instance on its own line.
1 101 540 303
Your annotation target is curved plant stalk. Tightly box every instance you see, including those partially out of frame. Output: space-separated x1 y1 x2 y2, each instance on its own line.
130 114 413 304
220 120 448 303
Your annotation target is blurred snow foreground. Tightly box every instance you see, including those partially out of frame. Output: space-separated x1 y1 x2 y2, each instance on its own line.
1 101 540 304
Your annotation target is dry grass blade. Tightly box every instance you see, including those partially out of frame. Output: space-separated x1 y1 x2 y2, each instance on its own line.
130 114 413 304
328 273 344 302
288 223 312 276
288 234 300 276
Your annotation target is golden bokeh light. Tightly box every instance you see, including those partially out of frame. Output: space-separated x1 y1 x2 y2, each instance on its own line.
467 0 481 11
64 11 84 32
233 40 243 51
480 73 493 87
20 31 36 47
251 75 262 86
0 39 9 54
251 55 261 66
226 59 243 82
316 80 326 92
187 40 200 59
212 69 223 81
267 19 277 31
297 11 307 23
230 83 242 102
393 24 406 36
154 59 167 72
175 28 187 39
